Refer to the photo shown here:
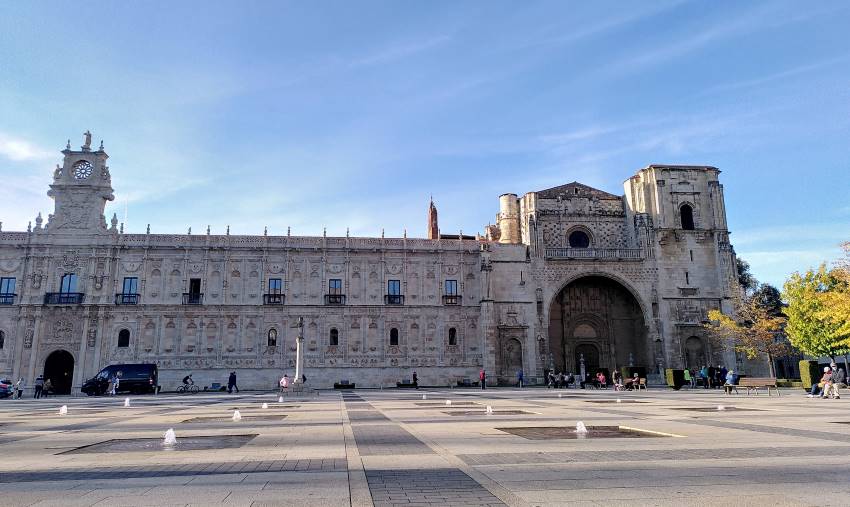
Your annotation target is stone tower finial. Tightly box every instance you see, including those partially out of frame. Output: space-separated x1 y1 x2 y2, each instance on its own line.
226 225 230 235
264 226 268 236
146 223 150 234
427 197 439 240
110 213 118 230
98 140 104 151
206 225 211 235
287 226 291 237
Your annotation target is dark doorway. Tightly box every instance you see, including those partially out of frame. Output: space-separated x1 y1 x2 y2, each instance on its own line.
575 344 600 376
44 350 74 395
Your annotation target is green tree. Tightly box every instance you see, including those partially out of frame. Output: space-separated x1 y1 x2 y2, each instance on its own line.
752 283 783 316
782 264 849 359
736 258 758 295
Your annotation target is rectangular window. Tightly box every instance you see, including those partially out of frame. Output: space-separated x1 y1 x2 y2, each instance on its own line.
189 278 201 294
329 279 342 294
0 277 15 294
268 278 283 293
388 280 400 295
444 279 458 295
122 277 138 294
60 274 78 293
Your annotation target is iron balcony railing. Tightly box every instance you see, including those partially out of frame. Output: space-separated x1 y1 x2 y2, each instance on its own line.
115 293 140 305
544 247 644 260
384 294 404 305
182 293 204 305
263 293 285 305
44 292 85 305
442 295 462 305
0 293 16 305
324 294 346 305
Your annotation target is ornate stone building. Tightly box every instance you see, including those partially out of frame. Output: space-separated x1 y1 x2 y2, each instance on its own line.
0 134 762 393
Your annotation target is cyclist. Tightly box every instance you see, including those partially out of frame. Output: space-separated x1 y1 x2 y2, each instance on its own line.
182 374 194 386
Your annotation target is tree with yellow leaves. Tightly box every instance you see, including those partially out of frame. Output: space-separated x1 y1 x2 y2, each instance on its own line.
706 294 789 378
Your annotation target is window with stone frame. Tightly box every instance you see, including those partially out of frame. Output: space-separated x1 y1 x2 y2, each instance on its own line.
389 327 399 346
117 329 130 348
568 230 590 248
267 328 277 347
448 327 457 346
329 328 339 346
680 204 695 230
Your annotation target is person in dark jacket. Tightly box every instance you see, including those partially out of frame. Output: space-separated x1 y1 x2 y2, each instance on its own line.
227 371 239 394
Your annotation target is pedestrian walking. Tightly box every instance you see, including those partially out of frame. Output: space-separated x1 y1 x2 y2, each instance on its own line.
479 369 486 390
34 375 44 399
517 369 524 388
110 374 119 395
14 378 24 399
228 371 239 394
279 374 289 393
412 371 419 389
43 379 52 397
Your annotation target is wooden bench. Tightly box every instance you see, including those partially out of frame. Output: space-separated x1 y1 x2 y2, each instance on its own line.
734 377 779 396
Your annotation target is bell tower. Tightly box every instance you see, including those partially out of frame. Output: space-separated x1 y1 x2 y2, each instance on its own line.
46 131 115 233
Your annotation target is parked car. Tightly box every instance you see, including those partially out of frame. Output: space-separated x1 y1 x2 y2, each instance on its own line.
81 364 158 396
0 378 13 398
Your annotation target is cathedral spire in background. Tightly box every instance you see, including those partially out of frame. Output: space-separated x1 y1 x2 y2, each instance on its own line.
427 196 439 240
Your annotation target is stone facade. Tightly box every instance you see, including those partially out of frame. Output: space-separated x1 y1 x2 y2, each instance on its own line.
0 134 764 393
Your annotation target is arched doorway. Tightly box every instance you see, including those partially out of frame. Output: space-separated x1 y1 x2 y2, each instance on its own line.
500 338 523 378
684 336 706 369
44 350 74 395
549 275 647 374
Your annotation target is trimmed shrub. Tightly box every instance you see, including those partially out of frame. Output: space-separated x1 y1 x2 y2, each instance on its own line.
799 360 820 389
665 369 685 390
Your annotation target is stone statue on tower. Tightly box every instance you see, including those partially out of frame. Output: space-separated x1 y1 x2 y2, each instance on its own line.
82 130 92 150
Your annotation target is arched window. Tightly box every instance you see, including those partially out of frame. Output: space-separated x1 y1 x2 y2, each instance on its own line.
448 327 457 346
389 328 399 346
117 329 130 348
267 328 277 347
680 204 695 230
329 328 339 346
568 230 590 248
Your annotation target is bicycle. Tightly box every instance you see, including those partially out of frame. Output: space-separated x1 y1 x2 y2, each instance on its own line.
176 384 199 394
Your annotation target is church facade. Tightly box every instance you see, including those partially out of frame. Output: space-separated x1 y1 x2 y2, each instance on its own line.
0 134 760 393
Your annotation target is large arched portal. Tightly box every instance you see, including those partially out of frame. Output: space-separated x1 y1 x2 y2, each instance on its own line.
549 276 648 375
44 350 75 395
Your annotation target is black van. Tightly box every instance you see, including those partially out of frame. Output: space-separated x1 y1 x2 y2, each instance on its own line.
81 363 158 396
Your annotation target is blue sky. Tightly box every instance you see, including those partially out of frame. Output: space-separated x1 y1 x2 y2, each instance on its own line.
0 1 848 287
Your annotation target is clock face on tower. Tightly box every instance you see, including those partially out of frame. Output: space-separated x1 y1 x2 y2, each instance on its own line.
72 160 93 180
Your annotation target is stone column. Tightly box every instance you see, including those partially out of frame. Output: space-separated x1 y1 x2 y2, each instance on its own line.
294 316 304 384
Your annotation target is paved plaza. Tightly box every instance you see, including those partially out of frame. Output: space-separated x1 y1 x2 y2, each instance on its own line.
1 387 849 507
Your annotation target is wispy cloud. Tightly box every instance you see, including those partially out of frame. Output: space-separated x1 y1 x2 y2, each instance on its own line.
697 55 850 97
0 133 53 161
349 35 451 68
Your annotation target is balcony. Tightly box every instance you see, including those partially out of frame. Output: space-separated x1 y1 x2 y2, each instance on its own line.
182 293 204 305
324 294 346 305
0 293 16 305
544 247 643 261
44 292 85 305
442 295 462 305
384 294 405 305
263 293 286 305
115 293 140 305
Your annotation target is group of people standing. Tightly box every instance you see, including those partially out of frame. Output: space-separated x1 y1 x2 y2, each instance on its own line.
683 365 732 389
546 371 576 389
